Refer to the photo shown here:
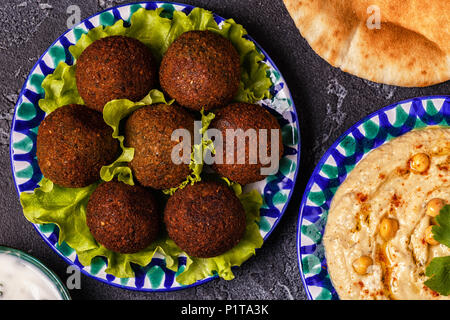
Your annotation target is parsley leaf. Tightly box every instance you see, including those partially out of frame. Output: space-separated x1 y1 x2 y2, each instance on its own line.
433 205 450 247
425 205 450 296
425 256 450 296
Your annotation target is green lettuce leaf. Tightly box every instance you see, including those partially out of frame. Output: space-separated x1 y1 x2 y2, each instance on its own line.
21 178 98 252
163 108 216 196
211 18 272 103
38 62 84 114
70 19 128 60
126 8 181 61
100 89 172 185
77 237 182 278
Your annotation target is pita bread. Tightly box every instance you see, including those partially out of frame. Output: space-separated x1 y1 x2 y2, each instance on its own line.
283 0 450 87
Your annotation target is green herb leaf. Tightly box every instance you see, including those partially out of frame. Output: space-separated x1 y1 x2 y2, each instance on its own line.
100 89 172 186
425 256 450 296
432 204 450 247
425 205 450 296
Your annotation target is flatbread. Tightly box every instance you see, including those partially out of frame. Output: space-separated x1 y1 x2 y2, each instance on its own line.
283 0 450 87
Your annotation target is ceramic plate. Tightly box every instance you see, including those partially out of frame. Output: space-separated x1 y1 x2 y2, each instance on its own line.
10 1 300 291
297 95 449 300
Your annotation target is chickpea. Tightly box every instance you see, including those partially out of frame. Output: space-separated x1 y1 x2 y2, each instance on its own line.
425 225 439 246
409 153 430 173
379 217 399 241
353 256 373 275
426 198 446 217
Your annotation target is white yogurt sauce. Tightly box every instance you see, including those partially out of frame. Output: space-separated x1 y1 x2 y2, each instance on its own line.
0 253 63 300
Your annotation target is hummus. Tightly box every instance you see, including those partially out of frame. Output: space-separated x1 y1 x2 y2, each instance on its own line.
323 127 450 300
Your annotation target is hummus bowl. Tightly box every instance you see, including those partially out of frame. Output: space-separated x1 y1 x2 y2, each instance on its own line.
297 96 449 300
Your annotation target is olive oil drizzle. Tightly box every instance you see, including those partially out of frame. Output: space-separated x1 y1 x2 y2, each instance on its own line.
376 242 395 300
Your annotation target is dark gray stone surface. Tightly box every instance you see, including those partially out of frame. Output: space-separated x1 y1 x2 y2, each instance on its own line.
0 0 448 300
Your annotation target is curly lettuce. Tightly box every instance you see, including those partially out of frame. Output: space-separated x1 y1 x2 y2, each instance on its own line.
38 62 83 114
162 108 216 196
99 89 172 185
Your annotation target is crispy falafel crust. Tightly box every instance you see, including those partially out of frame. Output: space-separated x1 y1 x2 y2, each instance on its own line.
86 181 160 254
164 181 246 258
211 102 284 185
36 104 119 188
124 104 195 190
159 30 240 111
76 36 157 112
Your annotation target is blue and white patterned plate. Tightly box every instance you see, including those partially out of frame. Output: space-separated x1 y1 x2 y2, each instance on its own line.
10 2 300 291
297 96 449 300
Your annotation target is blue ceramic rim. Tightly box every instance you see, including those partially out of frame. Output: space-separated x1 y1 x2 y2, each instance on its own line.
296 95 450 300
246 33 302 242
9 1 301 292
0 245 71 300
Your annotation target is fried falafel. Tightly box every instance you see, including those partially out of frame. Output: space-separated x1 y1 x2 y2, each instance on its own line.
124 104 195 190
76 36 157 112
86 180 160 254
210 102 284 185
164 181 246 258
36 104 119 188
159 30 240 111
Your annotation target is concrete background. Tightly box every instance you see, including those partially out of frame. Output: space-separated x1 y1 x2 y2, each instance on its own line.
0 0 448 300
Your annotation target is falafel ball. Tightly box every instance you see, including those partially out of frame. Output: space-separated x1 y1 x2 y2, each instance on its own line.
86 181 160 254
76 36 157 112
159 30 240 111
210 102 284 185
164 181 246 258
124 104 195 190
36 104 119 188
